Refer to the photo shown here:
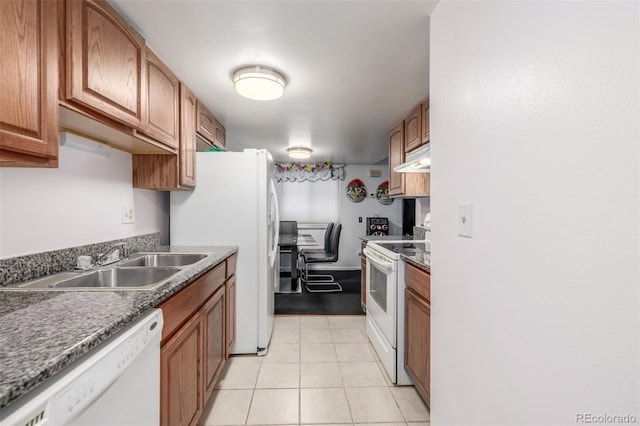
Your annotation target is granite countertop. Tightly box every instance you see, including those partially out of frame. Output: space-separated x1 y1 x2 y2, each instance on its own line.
0 245 238 411
403 250 431 271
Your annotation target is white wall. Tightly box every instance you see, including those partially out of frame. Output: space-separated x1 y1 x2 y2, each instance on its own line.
430 2 639 425
0 143 169 258
277 163 403 268
338 164 402 268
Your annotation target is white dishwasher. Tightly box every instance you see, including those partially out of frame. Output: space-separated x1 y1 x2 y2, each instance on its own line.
0 309 163 426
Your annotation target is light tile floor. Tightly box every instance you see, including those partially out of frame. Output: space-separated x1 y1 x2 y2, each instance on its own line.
199 315 430 426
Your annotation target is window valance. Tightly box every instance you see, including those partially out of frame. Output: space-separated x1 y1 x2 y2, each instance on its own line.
274 162 345 183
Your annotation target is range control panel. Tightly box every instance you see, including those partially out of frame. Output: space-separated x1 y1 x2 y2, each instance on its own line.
366 217 389 236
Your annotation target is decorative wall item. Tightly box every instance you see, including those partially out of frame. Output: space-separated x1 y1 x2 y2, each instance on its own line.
275 162 345 182
376 180 393 205
346 178 367 203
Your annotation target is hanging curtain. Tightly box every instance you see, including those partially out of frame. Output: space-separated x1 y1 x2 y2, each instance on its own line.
274 162 345 182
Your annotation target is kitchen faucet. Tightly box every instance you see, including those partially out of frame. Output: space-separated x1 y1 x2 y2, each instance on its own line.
95 242 130 266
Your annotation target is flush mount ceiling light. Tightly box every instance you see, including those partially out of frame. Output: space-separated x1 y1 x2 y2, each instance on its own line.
233 66 286 101
287 146 313 159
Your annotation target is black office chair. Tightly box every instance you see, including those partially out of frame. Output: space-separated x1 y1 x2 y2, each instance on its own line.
299 222 334 282
301 223 342 293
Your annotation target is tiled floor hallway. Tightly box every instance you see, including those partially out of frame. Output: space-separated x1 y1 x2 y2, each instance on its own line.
199 315 430 426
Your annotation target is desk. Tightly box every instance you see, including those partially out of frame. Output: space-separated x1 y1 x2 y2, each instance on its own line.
277 233 317 293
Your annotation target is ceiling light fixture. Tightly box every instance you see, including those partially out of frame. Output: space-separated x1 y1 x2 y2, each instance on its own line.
233 66 286 101
287 147 313 159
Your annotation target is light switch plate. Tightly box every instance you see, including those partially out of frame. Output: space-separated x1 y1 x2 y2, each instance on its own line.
458 203 472 238
121 205 134 224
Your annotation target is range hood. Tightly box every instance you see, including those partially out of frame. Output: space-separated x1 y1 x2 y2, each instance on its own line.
393 144 430 173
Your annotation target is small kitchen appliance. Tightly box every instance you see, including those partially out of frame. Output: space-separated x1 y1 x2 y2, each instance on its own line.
366 217 389 236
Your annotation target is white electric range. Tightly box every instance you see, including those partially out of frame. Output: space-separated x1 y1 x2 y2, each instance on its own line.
363 239 430 385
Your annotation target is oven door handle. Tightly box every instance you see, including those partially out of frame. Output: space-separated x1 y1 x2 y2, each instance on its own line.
363 247 396 272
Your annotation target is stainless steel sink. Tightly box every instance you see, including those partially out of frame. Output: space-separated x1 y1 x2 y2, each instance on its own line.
118 253 207 267
50 267 181 289
16 267 181 290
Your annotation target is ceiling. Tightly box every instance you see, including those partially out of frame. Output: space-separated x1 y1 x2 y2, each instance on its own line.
110 1 437 164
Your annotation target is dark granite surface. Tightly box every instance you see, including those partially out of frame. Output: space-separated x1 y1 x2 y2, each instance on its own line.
403 250 431 270
0 233 161 287
0 245 237 411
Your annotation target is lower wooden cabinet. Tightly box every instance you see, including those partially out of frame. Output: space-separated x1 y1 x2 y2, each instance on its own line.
225 276 236 357
404 261 431 405
161 310 204 426
158 254 237 426
204 286 226 401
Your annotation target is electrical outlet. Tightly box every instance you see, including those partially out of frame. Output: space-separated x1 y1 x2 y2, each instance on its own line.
121 205 134 224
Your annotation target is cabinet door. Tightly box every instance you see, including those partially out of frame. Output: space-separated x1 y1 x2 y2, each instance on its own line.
421 99 430 144
66 0 146 129
180 84 197 188
214 118 226 149
196 101 215 144
405 288 430 404
404 105 422 152
361 257 367 310
161 311 204 426
204 286 226 401
388 121 405 196
0 0 58 167
225 276 236 357
145 49 179 149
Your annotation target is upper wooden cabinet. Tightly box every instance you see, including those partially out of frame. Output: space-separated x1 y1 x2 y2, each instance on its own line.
214 118 226 149
180 84 197 188
132 83 196 190
389 121 405 196
65 0 146 130
143 49 179 149
0 0 59 167
389 101 430 198
404 105 422 152
196 100 215 144
421 99 430 144
196 100 226 150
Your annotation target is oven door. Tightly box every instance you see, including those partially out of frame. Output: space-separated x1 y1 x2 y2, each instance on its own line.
363 246 397 347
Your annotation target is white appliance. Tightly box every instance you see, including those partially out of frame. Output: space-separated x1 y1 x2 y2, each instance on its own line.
171 149 279 355
0 309 163 425
364 240 430 385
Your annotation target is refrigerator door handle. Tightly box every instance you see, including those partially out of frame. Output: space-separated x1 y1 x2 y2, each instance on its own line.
268 178 280 267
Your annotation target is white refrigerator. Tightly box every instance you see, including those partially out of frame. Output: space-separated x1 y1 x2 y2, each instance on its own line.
170 149 280 355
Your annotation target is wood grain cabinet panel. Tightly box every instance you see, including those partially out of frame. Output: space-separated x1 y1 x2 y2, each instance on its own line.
144 49 179 149
65 0 146 129
404 105 422 152
157 258 235 426
214 118 226 149
204 287 225 401
132 82 196 190
389 121 405 196
225 276 236 357
161 311 204 426
196 101 215 144
405 288 430 405
0 0 59 167
388 101 430 198
421 99 430 144
180 83 197 188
